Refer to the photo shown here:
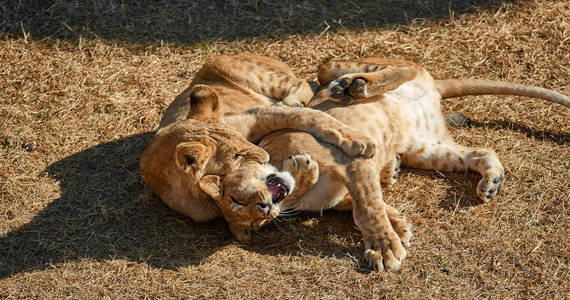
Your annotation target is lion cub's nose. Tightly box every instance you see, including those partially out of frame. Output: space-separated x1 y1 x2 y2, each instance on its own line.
257 203 271 216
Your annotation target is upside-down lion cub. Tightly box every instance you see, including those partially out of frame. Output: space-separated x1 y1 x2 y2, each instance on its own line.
259 57 568 270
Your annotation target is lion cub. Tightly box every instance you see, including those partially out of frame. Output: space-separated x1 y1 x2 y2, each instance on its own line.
259 58 569 271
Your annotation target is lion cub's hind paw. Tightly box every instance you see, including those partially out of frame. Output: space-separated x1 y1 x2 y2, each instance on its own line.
329 75 368 103
349 78 367 98
381 155 401 184
477 170 504 202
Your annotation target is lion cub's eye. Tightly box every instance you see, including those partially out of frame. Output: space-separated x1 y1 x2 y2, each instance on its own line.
230 196 245 206
232 153 242 160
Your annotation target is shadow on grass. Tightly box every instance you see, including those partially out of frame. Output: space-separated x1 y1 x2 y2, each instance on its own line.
435 114 570 210
2 0 514 43
438 172 482 210
446 113 570 145
243 210 369 271
0 132 362 278
0 132 225 277
475 120 570 145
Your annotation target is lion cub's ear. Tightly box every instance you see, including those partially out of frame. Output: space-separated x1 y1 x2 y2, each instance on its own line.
174 141 213 177
187 85 222 123
199 175 222 200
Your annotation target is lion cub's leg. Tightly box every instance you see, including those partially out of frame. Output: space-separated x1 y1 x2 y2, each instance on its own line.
381 154 401 184
325 67 418 103
345 159 407 271
246 70 314 107
225 106 377 158
266 74 313 107
317 61 388 85
402 140 505 202
334 195 412 248
314 61 418 104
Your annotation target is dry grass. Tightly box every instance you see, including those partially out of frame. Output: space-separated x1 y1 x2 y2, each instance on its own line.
1 0 569 298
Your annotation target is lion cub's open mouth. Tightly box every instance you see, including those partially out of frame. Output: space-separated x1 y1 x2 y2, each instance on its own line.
266 175 291 203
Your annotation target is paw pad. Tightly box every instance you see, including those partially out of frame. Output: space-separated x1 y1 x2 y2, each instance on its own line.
478 172 505 202
329 76 368 102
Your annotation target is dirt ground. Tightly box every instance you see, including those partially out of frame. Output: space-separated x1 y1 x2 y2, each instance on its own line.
1 0 568 298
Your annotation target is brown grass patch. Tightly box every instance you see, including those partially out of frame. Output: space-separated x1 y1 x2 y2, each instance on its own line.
1 0 569 298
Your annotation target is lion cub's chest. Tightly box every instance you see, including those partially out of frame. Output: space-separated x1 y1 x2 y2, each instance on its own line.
383 76 448 140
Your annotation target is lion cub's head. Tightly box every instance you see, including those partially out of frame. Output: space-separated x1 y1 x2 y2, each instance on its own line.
140 85 294 241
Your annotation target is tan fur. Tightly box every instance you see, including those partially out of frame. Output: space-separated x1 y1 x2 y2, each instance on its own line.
143 55 568 272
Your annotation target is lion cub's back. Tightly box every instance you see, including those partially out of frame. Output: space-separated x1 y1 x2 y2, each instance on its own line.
198 54 297 82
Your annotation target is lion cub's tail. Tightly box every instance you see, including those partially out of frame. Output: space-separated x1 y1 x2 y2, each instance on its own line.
435 79 570 108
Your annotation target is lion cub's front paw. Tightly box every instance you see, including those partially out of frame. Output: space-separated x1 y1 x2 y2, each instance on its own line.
386 204 412 248
363 231 407 272
338 131 376 158
329 75 368 103
358 214 408 272
283 154 319 190
477 168 504 202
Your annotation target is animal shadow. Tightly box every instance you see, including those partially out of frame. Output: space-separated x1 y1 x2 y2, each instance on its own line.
0 132 235 278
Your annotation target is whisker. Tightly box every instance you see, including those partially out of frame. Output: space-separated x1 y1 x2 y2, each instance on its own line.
278 213 300 219
278 208 299 214
280 203 303 212
278 209 301 217
278 216 299 222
